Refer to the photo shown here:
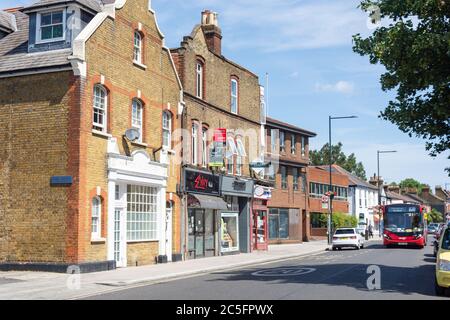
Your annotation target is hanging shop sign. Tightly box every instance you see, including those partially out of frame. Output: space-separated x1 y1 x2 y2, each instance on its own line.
209 128 227 167
254 185 272 200
184 169 220 196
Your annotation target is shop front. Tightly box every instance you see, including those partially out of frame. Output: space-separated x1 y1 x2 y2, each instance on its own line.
220 176 254 255
251 185 272 251
184 168 227 260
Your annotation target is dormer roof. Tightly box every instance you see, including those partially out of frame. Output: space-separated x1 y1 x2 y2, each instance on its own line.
21 0 104 14
0 10 17 33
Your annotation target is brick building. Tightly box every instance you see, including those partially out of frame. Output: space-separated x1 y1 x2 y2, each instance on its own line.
0 0 183 271
171 10 264 259
265 117 317 243
307 165 349 238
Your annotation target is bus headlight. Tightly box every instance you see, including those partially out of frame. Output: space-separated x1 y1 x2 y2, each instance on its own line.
438 260 450 271
383 234 391 240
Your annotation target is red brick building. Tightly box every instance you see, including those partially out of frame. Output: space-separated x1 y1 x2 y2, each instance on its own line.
308 165 349 238
265 117 317 243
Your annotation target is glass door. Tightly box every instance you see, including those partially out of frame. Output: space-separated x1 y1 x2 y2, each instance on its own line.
114 208 126 267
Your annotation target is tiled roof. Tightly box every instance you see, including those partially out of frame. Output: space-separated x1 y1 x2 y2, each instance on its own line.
0 9 71 74
0 10 16 32
385 191 420 204
266 117 317 137
331 165 378 190
22 0 103 13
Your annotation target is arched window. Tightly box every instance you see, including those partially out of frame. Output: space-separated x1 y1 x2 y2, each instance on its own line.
192 123 199 165
132 99 143 142
91 197 101 239
162 111 172 149
93 84 107 132
231 78 238 114
202 127 208 168
196 61 204 99
133 31 142 64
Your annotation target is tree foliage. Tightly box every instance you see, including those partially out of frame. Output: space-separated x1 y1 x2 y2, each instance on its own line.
310 142 367 180
398 178 430 193
428 208 444 223
353 0 450 175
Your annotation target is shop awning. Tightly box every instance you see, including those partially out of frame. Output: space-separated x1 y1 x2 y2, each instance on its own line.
189 194 229 210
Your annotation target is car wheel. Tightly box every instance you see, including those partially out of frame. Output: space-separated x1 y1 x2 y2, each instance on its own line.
435 278 446 296
332 246 336 251
360 244 364 249
338 247 342 251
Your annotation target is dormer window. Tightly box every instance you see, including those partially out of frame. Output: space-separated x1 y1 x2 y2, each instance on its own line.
36 10 65 43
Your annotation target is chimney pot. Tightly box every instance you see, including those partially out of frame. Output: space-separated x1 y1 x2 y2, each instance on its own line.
201 10 222 56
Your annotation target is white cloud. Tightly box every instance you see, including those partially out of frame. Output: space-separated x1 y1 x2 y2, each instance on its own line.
315 81 354 94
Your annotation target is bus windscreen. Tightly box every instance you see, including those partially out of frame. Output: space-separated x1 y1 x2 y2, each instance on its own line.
384 206 423 233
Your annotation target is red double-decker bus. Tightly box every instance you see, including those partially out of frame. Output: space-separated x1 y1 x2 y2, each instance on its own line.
382 204 427 248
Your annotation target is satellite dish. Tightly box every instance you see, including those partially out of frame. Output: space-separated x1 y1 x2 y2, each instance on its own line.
125 128 140 142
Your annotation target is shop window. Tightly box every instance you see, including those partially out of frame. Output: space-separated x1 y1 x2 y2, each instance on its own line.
269 208 289 239
221 212 239 253
127 185 158 241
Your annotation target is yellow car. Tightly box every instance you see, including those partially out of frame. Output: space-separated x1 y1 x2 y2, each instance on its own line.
435 225 450 296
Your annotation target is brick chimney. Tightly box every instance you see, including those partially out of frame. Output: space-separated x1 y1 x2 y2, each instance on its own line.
388 185 400 194
369 174 383 188
421 186 431 195
201 10 222 56
403 187 418 195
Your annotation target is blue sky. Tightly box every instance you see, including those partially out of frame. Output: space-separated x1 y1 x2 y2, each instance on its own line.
3 0 449 188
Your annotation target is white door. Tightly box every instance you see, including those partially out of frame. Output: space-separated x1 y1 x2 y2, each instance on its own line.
114 208 127 267
165 203 173 262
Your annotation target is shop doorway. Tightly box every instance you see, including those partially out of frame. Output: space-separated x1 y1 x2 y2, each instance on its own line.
253 210 268 250
113 208 127 267
188 209 215 259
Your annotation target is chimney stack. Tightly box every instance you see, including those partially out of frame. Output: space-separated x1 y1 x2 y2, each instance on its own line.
201 10 222 56
369 174 383 188
388 185 400 194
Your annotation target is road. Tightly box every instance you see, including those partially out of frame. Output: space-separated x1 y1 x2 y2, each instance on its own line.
83 237 447 300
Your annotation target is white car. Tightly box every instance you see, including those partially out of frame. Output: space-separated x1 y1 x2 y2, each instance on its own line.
332 228 364 251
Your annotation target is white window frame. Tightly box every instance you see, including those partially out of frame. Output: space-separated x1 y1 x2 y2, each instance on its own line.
126 185 158 242
36 9 66 44
91 197 101 239
133 31 142 64
192 123 199 165
196 62 203 99
132 99 143 143
93 84 107 132
202 127 208 168
227 137 237 175
162 111 172 149
271 129 278 153
231 78 238 114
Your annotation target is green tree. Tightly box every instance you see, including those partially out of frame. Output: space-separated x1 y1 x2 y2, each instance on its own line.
428 208 444 223
399 178 430 193
310 142 367 180
352 0 450 175
332 212 358 229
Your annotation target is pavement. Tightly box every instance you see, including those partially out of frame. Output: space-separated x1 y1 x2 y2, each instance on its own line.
0 240 328 300
84 236 447 300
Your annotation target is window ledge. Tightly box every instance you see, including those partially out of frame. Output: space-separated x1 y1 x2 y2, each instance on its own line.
127 239 158 244
162 148 176 155
92 129 112 138
131 141 148 148
133 61 147 70
91 237 106 244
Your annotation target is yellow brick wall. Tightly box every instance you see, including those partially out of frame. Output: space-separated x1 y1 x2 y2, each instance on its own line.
0 72 72 262
81 0 182 264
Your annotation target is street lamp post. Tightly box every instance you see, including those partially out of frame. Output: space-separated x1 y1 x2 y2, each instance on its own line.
377 150 397 237
327 115 358 245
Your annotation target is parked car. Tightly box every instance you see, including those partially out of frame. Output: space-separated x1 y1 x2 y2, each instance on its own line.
428 223 439 235
433 224 447 257
435 226 450 296
332 228 364 251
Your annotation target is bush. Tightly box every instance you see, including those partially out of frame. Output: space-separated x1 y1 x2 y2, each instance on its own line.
332 212 358 229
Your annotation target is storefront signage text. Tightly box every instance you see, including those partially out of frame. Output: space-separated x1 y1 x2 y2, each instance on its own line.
185 169 220 196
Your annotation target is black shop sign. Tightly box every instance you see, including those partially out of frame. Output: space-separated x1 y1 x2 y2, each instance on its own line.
184 169 220 196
